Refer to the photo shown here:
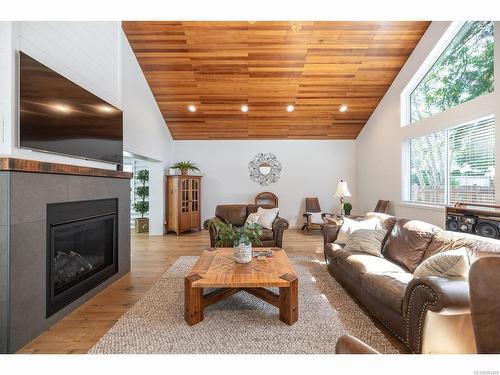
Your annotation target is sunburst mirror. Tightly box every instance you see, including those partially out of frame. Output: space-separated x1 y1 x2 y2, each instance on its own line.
248 153 282 186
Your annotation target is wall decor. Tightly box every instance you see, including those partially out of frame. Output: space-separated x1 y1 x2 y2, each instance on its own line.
248 153 282 186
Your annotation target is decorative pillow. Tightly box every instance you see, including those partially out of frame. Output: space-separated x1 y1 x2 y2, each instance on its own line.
382 219 441 272
256 207 279 230
245 212 260 225
343 229 387 257
413 248 470 278
366 212 398 246
334 217 380 245
308 212 324 224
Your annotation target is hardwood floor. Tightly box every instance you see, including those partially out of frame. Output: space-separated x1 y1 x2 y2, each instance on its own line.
18 228 404 353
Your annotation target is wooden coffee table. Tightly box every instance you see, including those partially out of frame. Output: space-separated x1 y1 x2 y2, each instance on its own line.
184 247 298 326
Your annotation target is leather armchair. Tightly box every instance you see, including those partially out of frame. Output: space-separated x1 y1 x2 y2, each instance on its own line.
203 204 289 248
469 256 500 353
203 217 223 247
272 217 289 248
335 335 379 354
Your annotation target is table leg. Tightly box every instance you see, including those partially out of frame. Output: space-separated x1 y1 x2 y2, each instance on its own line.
279 274 298 325
185 274 204 325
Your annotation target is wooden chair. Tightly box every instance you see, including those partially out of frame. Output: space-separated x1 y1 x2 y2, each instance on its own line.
255 192 278 207
374 200 389 213
302 197 334 231
343 200 391 220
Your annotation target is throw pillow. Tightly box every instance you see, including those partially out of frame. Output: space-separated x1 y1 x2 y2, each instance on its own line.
343 229 387 257
334 217 380 245
382 219 441 272
413 248 470 278
256 207 279 230
245 212 260 225
366 211 398 246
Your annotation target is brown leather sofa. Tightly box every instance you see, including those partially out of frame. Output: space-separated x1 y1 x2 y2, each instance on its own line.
323 213 500 353
203 204 289 248
335 256 500 354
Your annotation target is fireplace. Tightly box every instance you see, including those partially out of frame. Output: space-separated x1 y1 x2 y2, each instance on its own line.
46 199 118 317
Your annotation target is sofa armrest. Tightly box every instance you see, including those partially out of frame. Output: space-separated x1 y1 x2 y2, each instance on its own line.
335 335 379 354
322 224 340 247
403 276 470 353
202 217 222 230
272 217 289 248
203 217 223 247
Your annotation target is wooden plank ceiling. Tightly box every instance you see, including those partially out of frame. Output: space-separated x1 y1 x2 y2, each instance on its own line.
122 21 430 140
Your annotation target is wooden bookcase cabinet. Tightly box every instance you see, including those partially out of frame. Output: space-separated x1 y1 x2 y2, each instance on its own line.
165 175 202 235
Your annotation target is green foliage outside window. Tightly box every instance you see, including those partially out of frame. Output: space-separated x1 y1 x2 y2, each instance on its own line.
410 21 494 123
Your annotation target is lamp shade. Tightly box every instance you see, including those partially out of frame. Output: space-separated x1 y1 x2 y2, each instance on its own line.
334 180 351 198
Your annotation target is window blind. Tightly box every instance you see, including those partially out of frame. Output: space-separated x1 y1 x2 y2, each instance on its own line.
409 130 446 204
448 116 495 204
407 116 495 205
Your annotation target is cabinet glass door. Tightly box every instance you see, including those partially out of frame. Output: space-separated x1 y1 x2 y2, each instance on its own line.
190 179 200 228
180 178 190 229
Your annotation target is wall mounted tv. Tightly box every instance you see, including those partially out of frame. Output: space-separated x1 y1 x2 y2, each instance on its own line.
19 51 123 165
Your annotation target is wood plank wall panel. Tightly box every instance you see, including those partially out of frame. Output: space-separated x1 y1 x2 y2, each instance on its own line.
0 158 132 179
123 21 430 140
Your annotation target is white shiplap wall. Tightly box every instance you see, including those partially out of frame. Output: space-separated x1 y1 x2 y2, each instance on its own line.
17 21 121 108
0 22 14 154
3 21 122 167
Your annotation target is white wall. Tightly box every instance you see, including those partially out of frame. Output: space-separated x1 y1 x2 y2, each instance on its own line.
173 140 357 227
0 22 14 155
121 31 173 163
121 30 174 235
356 21 500 228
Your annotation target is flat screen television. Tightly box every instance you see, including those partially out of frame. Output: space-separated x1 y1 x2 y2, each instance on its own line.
19 51 123 165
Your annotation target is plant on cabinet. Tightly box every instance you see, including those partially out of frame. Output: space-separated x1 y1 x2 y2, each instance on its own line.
170 161 200 175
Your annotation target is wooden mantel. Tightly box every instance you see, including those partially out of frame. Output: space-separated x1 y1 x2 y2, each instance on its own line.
0 157 132 179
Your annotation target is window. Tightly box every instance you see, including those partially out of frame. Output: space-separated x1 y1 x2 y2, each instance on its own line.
407 116 495 205
409 21 494 124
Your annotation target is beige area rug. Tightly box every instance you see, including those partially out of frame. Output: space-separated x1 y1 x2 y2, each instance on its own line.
89 256 399 354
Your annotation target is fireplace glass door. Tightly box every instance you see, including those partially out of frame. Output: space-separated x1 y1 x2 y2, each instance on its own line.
51 214 115 295
46 199 118 317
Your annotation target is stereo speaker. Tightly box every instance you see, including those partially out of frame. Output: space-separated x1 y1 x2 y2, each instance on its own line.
476 219 500 239
446 214 476 234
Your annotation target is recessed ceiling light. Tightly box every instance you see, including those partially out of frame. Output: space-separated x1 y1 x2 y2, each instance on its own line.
339 104 348 112
52 103 72 113
286 104 294 112
241 104 249 113
188 105 197 112
98 105 114 113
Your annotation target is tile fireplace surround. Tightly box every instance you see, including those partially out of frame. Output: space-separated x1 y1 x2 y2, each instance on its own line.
0 158 132 353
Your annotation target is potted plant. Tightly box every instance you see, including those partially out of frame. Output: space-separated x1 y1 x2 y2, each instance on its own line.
343 202 352 216
133 169 149 233
170 161 200 175
208 221 263 263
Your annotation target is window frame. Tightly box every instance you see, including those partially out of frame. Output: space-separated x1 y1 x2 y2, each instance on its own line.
401 21 466 127
403 115 496 206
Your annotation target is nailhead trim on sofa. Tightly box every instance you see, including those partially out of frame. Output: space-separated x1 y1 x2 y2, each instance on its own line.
405 284 439 353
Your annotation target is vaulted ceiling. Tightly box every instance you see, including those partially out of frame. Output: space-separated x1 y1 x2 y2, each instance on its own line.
122 21 430 140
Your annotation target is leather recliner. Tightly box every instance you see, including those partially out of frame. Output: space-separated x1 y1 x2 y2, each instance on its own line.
203 204 289 248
